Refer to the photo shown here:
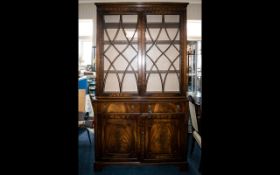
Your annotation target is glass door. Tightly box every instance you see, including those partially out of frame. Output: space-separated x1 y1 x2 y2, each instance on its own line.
145 15 181 94
102 14 139 94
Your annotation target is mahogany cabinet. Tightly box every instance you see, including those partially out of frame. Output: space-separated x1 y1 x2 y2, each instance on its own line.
92 2 189 170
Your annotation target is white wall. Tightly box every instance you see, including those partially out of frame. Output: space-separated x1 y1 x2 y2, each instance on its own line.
79 3 96 20
187 4 201 20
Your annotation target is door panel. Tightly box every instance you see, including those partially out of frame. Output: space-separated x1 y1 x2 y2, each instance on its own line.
144 114 185 161
103 14 139 94
102 114 139 161
145 15 181 93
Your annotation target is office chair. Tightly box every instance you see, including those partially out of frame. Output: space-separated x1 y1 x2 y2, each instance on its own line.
79 89 92 144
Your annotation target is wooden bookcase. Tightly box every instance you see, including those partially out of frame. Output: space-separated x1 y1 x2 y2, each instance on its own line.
92 3 189 171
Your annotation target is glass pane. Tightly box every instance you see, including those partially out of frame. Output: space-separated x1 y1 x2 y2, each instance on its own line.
123 15 138 23
146 74 162 92
146 15 162 23
104 73 120 92
164 73 179 92
104 15 120 23
122 74 138 92
164 15 179 23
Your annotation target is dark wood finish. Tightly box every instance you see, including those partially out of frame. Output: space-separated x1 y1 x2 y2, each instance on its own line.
101 114 138 160
104 40 181 45
105 22 179 29
143 113 185 161
93 2 189 171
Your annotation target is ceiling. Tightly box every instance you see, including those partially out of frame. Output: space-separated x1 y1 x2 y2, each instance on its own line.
79 0 201 4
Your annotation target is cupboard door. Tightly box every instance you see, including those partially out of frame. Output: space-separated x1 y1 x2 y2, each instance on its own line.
102 14 140 95
143 114 186 161
101 114 139 161
144 15 181 93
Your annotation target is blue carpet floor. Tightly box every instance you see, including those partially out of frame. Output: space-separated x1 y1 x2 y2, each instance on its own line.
79 130 201 175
